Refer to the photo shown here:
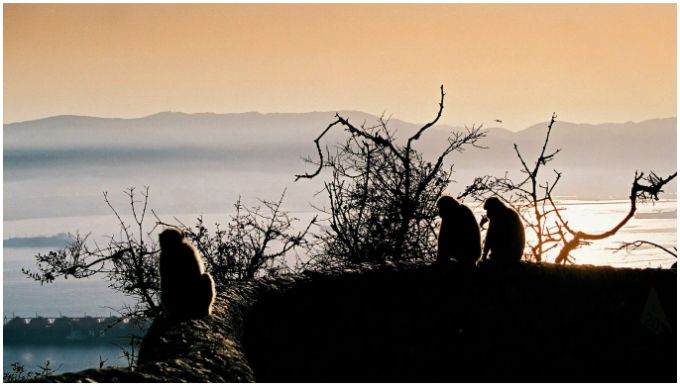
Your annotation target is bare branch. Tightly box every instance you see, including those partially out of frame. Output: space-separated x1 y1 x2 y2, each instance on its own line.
407 85 445 145
614 240 677 258
555 171 677 264
294 118 343 181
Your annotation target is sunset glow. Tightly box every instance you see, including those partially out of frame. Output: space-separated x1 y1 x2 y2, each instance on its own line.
4 4 676 128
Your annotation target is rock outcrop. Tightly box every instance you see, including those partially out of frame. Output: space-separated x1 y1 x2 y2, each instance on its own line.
35 261 676 382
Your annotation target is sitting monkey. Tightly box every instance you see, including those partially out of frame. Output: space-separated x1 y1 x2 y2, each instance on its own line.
436 195 482 265
482 197 525 263
158 227 215 319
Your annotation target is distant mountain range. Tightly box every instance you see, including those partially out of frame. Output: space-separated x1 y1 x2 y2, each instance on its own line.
4 112 677 200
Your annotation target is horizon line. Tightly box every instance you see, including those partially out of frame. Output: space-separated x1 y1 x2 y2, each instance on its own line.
4 111 677 131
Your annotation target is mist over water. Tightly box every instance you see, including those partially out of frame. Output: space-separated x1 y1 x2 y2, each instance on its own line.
3 113 676 376
4 114 677 317
4 113 676 221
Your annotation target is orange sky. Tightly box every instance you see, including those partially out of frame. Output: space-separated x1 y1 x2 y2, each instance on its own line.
3 4 676 129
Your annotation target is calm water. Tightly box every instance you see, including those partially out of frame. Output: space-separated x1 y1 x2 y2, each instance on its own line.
3 200 676 375
3 345 128 376
496 199 677 267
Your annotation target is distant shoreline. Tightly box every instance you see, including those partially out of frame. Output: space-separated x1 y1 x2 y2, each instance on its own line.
3 233 74 248
4 315 150 346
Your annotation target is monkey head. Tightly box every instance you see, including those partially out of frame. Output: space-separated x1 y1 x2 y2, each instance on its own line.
483 197 506 219
436 195 460 218
159 227 185 249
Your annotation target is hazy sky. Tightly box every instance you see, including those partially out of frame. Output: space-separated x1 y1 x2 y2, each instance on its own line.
4 4 676 130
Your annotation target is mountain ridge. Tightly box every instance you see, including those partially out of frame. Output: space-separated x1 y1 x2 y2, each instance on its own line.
5 111 676 136
4 112 676 213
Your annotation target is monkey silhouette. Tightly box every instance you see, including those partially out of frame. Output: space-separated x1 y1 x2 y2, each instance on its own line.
159 227 215 319
482 197 525 263
436 195 481 265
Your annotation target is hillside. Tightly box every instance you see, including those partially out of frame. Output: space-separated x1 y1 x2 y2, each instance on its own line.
34 261 676 382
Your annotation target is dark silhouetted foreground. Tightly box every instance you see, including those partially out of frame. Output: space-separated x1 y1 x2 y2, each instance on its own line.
32 262 675 382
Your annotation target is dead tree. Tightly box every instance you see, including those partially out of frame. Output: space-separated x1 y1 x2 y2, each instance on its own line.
552 171 677 264
296 86 485 264
460 113 563 262
461 114 677 265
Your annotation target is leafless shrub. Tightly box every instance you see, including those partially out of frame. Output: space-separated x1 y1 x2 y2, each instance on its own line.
3 360 61 382
161 189 316 284
296 86 485 265
461 114 677 264
24 188 315 319
23 187 161 319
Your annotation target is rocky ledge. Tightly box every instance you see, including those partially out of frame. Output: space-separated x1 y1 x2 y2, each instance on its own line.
34 261 676 382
